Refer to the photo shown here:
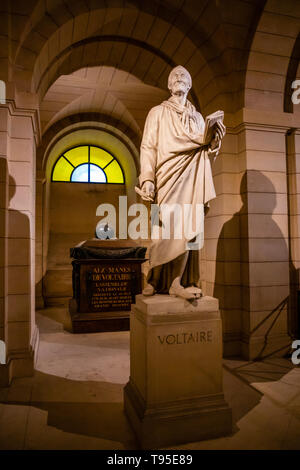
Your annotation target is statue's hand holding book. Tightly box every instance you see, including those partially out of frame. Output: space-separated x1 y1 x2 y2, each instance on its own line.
202 110 225 146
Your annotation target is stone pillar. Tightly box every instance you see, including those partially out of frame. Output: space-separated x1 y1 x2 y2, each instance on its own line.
124 294 232 449
286 129 300 337
0 107 9 382
238 122 291 359
0 86 40 386
35 171 45 310
204 129 242 357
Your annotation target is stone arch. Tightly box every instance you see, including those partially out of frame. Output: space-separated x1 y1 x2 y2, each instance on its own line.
245 0 300 111
37 112 141 174
15 2 220 74
11 1 266 114
16 0 204 62
14 5 216 105
37 119 139 307
36 36 202 109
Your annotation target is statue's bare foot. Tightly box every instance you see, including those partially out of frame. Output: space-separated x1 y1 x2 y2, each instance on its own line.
185 286 202 299
142 284 156 296
169 285 195 300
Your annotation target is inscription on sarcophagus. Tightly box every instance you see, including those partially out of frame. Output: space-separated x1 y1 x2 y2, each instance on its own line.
87 264 136 312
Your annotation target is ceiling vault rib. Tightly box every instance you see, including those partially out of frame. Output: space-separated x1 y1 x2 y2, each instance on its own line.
36 34 200 109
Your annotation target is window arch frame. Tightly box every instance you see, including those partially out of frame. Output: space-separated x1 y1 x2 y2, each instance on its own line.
51 144 125 184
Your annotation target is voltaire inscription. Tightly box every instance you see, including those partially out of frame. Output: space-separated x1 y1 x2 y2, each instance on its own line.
158 330 213 345
87 264 134 311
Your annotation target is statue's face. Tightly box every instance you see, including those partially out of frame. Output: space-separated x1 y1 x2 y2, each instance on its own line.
168 67 191 95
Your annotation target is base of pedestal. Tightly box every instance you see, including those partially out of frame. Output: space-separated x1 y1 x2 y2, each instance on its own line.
124 380 232 449
68 298 129 333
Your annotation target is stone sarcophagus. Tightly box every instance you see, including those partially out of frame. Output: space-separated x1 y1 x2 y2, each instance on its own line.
69 239 146 333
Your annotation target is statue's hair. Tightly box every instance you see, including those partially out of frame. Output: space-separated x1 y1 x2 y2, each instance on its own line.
168 65 192 90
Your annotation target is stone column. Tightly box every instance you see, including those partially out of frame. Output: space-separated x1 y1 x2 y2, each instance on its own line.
204 129 242 357
286 129 300 337
0 86 40 386
238 121 292 359
35 171 45 310
124 294 232 449
0 107 9 382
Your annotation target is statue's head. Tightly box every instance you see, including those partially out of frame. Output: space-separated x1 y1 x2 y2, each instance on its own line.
168 65 192 95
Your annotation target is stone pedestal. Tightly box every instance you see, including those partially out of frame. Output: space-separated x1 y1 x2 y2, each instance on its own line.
124 294 232 449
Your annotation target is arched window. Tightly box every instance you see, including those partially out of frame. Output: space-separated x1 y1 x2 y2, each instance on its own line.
51 145 125 183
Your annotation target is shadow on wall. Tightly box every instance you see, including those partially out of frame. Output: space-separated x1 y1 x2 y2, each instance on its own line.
0 157 31 339
0 157 6 344
214 170 298 359
8 173 32 311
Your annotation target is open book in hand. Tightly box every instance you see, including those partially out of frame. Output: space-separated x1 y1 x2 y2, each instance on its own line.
202 110 224 146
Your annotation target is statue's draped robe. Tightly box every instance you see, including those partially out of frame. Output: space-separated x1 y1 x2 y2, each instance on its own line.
139 98 218 293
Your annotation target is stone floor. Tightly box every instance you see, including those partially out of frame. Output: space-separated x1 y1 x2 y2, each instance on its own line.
0 307 299 450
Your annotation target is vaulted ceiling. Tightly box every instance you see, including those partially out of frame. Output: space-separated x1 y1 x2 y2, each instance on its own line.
2 0 299 152
40 65 167 136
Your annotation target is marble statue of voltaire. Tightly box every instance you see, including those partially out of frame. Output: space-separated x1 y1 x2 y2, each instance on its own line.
137 65 226 300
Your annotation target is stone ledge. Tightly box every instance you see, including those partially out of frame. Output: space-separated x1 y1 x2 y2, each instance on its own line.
126 377 229 417
124 380 232 449
134 294 220 324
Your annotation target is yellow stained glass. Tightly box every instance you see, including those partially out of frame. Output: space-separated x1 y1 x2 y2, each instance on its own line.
52 156 73 181
52 145 125 183
105 159 124 183
90 146 113 167
64 146 89 166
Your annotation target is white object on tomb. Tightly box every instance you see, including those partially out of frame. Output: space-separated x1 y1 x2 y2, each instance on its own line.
95 222 116 240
